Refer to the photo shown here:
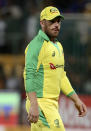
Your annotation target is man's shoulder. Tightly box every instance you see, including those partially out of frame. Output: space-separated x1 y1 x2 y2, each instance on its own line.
29 33 44 46
25 33 45 54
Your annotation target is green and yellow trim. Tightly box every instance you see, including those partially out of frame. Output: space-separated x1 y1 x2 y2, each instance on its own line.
39 107 50 128
67 90 76 97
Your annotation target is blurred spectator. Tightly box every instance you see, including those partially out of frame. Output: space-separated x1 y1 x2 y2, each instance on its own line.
83 69 91 94
77 22 88 42
73 2 91 57
5 75 19 90
6 5 23 54
0 76 4 89
83 2 91 57
25 6 39 43
0 65 5 89
14 64 24 92
0 10 7 53
67 0 91 13
82 2 91 94
83 79 91 94
3 64 20 91
83 2 91 14
0 0 7 8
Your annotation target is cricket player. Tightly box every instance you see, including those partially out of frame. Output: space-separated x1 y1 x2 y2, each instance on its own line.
24 6 87 131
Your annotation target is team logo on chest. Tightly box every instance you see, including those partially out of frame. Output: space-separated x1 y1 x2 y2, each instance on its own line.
52 51 55 57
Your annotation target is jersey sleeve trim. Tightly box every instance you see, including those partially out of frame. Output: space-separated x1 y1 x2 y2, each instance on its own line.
67 90 76 97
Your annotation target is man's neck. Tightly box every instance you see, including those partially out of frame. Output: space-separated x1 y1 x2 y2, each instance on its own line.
50 38 56 43
41 29 56 43
47 34 56 43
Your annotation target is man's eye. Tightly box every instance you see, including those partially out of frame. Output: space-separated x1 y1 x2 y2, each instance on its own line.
57 19 61 23
49 19 61 24
50 20 54 23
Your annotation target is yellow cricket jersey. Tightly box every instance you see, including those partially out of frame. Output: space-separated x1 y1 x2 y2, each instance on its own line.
24 29 75 100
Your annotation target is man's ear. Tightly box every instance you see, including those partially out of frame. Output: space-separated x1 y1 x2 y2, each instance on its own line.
40 20 45 28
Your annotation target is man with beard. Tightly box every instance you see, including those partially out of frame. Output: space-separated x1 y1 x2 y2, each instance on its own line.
24 6 87 131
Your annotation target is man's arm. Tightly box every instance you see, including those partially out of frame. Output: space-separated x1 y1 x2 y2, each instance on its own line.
27 92 39 123
24 43 40 123
69 93 87 117
60 72 87 117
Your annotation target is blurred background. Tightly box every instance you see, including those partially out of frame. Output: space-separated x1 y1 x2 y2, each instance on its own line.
0 0 91 131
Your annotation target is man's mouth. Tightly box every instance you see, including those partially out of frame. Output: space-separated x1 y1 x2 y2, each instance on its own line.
53 28 59 32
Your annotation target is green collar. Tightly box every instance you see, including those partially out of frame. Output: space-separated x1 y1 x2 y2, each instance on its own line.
38 29 50 41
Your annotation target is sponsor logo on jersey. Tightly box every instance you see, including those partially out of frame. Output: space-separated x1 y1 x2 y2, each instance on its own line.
52 51 55 57
49 63 64 70
49 63 56 69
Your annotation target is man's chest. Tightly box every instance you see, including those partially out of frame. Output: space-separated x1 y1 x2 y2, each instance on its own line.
41 42 64 66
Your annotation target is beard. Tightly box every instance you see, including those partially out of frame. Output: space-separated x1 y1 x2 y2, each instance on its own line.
43 20 60 40
45 28 59 39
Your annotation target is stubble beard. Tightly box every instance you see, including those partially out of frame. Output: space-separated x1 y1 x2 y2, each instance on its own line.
45 28 59 40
